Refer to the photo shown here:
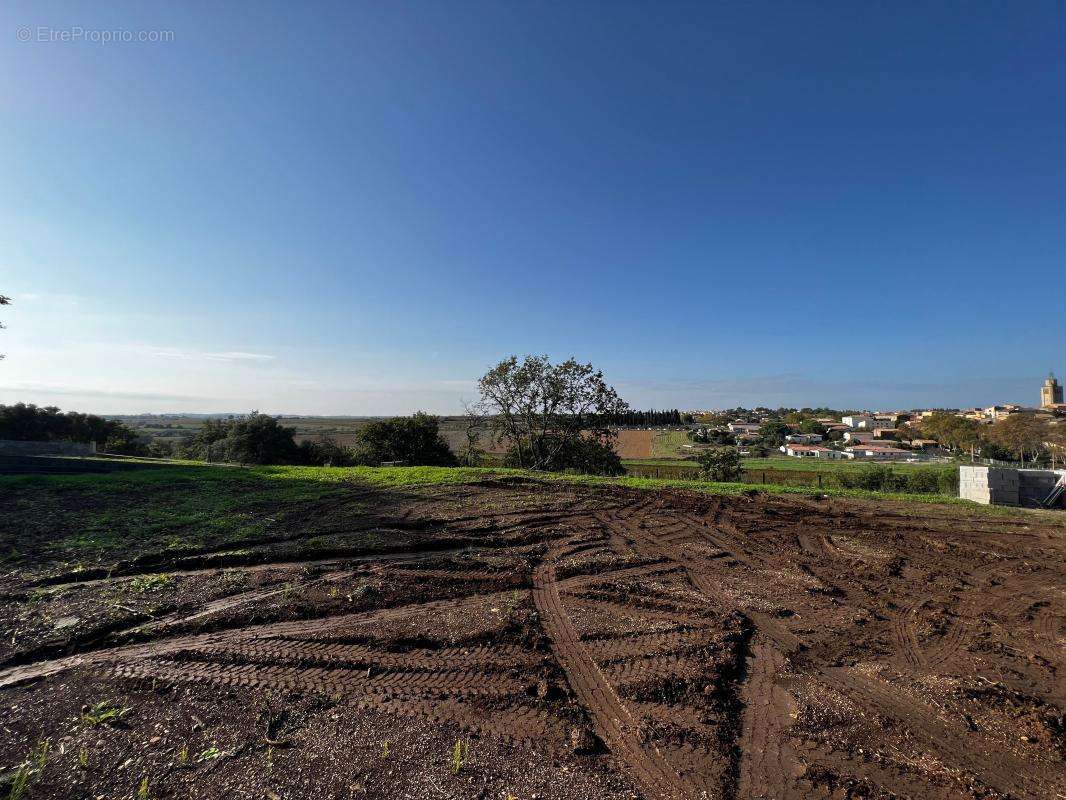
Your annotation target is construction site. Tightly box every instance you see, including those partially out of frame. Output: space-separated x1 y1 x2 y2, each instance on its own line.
0 474 1063 800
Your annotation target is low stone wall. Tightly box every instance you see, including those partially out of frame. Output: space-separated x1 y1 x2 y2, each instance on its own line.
0 439 96 457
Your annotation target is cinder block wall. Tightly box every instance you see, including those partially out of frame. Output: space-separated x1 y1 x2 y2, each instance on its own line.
960 465 1065 506
959 465 1019 505
1018 469 1066 506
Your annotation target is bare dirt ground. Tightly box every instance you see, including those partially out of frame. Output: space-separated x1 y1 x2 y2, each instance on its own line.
0 477 1063 799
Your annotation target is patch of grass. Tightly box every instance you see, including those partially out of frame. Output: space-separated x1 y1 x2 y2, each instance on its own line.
4 740 50 800
650 430 692 459
80 699 131 727
128 574 172 593
741 456 952 474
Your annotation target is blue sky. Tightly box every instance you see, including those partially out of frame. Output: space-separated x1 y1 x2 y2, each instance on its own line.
2 1 1064 414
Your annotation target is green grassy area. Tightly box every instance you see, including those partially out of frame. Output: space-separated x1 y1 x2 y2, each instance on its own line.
0 462 1045 574
650 430 694 459
741 456 950 473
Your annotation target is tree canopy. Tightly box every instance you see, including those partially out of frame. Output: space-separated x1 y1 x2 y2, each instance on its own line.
476 355 628 474
352 412 457 467
0 403 147 454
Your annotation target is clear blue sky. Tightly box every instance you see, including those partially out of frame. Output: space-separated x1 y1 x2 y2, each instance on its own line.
2 1 1064 414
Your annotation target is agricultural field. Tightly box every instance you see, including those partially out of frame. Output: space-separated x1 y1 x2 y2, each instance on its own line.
113 415 699 462
0 465 1063 799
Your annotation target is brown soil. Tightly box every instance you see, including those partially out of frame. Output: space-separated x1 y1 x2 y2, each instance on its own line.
0 479 1063 799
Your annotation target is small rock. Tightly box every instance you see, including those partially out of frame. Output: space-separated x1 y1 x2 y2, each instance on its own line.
568 726 600 754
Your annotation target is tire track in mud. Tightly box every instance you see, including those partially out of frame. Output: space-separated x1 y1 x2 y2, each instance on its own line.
532 541 704 800
116 658 527 699
735 641 798 800
612 503 1066 800
819 667 1062 799
605 506 804 800
5 483 1065 800
0 589 521 689
891 564 1059 673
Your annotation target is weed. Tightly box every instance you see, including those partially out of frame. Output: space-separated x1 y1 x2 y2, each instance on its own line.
136 776 150 800
351 582 380 601
196 746 222 762
77 748 88 769
33 741 48 772
381 741 390 758
5 740 50 800
5 764 30 800
129 574 172 593
80 699 131 727
451 739 470 774
177 743 189 764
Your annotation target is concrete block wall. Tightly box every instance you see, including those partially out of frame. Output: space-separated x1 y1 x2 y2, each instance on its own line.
1019 469 1066 506
959 465 1066 507
959 466 1019 505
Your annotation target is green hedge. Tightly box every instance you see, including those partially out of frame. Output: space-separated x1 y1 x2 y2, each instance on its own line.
833 465 957 494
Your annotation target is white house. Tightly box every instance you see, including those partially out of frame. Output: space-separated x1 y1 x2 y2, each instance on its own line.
781 444 846 459
785 433 823 444
844 445 910 461
842 414 894 430
841 415 874 429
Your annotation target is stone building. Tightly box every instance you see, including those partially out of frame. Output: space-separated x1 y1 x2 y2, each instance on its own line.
1042 373 1064 408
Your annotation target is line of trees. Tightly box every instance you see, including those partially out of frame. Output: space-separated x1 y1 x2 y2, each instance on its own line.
604 409 689 426
175 411 458 467
0 403 149 454
900 411 1066 464
2 354 637 476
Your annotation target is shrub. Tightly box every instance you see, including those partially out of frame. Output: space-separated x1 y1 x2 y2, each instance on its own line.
351 412 457 467
178 413 302 465
298 436 355 466
503 434 623 476
696 447 742 481
834 465 955 494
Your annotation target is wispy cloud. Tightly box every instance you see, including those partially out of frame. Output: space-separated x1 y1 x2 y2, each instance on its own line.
133 345 275 363
202 351 276 362
0 381 212 403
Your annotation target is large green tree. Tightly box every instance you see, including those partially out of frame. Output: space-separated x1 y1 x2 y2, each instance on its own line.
352 412 457 467
476 355 628 474
988 414 1049 463
757 421 791 446
179 412 303 464
919 412 982 452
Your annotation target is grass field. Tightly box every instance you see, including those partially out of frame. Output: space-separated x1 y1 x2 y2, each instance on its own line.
626 456 954 473
741 456 951 473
